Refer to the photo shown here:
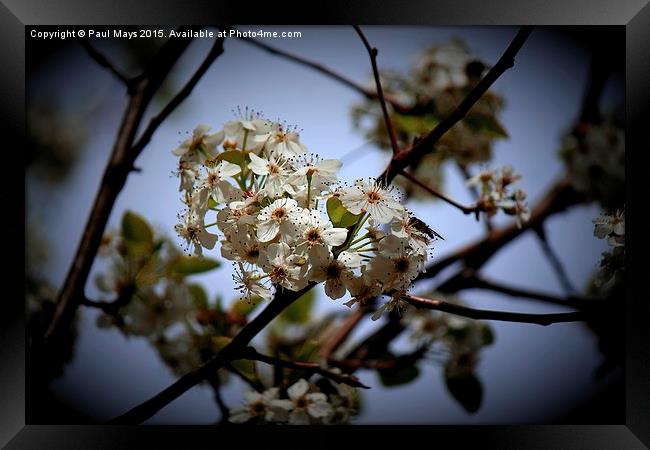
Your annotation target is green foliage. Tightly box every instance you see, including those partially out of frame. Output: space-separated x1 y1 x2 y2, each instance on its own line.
230 296 263 317
211 336 257 380
464 114 509 138
377 362 421 387
392 112 440 136
326 197 363 228
169 256 220 277
188 283 209 309
481 324 495 346
445 372 483 413
216 150 247 167
121 210 154 253
278 289 316 324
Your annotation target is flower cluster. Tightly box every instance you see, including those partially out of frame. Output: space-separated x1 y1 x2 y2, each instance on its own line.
229 378 359 425
560 121 625 211
172 111 440 319
592 209 625 288
351 40 508 199
466 165 530 227
402 294 495 378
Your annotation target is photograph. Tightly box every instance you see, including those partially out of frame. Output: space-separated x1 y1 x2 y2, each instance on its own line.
24 25 628 428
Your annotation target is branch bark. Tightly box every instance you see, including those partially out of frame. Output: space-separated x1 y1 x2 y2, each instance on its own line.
353 25 400 154
402 294 588 326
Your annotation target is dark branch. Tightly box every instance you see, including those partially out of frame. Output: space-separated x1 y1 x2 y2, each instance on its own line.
399 169 478 215
110 283 315 424
131 36 226 156
241 347 370 389
379 26 533 185
534 225 578 295
79 39 131 86
353 25 400 154
403 294 588 327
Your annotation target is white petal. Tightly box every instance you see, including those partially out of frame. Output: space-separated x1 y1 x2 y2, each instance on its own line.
257 220 279 242
307 399 333 419
325 279 347 300
248 153 269 175
219 160 242 177
287 379 309 400
289 410 311 425
198 230 218 249
322 228 347 247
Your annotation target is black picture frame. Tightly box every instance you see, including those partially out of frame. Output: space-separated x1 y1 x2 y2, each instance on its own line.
5 0 649 447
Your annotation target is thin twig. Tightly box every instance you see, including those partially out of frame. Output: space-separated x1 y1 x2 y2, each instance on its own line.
399 169 478 215
379 26 533 185
131 36 226 156
207 375 230 423
456 161 493 231
533 225 578 295
241 347 370 389
402 294 588 327
318 306 368 359
353 25 400 154
79 39 131 86
236 33 409 113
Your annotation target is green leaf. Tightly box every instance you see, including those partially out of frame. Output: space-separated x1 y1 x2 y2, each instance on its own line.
231 358 257 380
295 339 320 362
278 289 316 324
216 150 246 167
207 196 218 210
445 372 483 413
392 112 440 136
211 336 231 353
188 283 208 309
169 256 220 277
230 296 263 317
481 324 495 346
464 114 509 138
326 197 363 228
121 211 154 253
377 363 420 387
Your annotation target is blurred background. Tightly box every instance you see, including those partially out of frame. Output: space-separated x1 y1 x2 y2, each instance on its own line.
26 25 625 424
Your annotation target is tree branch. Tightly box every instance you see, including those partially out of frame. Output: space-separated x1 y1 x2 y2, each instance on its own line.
45 30 224 342
109 283 315 424
79 39 131 86
236 33 409 113
241 347 370 389
399 169 478 215
378 26 533 185
402 294 588 326
353 25 400 154
533 224 577 295
318 305 368 359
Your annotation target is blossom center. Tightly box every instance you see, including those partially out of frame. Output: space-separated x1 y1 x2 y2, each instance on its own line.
305 227 321 243
270 266 288 281
325 263 342 279
271 207 288 222
395 257 410 273
365 191 382 204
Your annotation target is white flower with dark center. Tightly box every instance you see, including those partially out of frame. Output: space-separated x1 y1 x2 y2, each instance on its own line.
287 155 342 190
340 179 404 224
371 290 410 321
307 246 360 300
295 210 347 253
593 210 625 244
248 152 294 197
221 227 264 266
256 198 303 243
196 160 242 203
325 381 360 425
366 235 425 291
466 169 495 195
271 379 333 425
216 201 257 237
229 387 287 424
172 124 224 162
260 242 307 290
174 158 198 193
232 262 273 301
255 123 307 159
499 188 530 228
174 210 218 257
343 271 382 308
